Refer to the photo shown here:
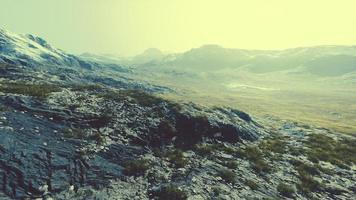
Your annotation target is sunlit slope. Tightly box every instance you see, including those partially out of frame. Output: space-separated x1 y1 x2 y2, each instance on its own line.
120 45 356 134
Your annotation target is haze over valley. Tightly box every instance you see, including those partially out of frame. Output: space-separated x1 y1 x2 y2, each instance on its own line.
83 44 356 134
1 1 356 199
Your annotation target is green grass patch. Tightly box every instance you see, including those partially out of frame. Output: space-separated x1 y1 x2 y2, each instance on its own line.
304 134 356 169
99 89 182 109
0 81 61 99
70 84 103 92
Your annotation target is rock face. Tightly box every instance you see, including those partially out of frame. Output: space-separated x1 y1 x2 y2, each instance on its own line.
0 84 263 199
1 29 355 200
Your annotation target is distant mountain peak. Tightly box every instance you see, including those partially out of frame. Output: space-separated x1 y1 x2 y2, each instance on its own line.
142 48 163 54
131 48 164 64
199 44 224 49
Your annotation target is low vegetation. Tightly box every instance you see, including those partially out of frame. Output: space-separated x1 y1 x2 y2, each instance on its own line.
218 168 236 184
245 179 259 190
69 84 103 91
291 160 322 194
211 186 224 196
193 143 236 157
63 128 105 144
165 149 188 168
99 89 181 109
304 134 356 169
258 136 287 155
194 144 215 157
87 113 112 128
0 81 61 99
123 159 149 176
277 183 295 198
224 160 238 169
0 105 8 112
88 132 106 145
120 89 167 107
235 146 271 174
63 128 87 139
154 185 187 200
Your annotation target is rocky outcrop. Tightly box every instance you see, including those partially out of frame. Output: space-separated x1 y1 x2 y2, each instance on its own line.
0 86 263 199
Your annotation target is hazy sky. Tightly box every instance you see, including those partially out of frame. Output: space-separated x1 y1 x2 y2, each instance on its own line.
1 0 356 56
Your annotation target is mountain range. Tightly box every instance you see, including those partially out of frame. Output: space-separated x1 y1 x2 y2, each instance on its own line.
82 44 356 77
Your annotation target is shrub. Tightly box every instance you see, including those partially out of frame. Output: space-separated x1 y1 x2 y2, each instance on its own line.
0 105 8 112
224 161 238 169
245 179 259 190
220 146 236 154
63 128 86 139
297 174 321 194
166 149 188 168
218 169 236 184
252 159 271 174
155 185 187 200
212 186 224 196
292 161 322 194
158 120 177 139
123 159 149 176
237 146 271 174
289 147 304 156
194 143 235 157
194 144 214 157
296 163 320 176
259 137 287 155
152 147 164 157
87 113 112 128
277 183 295 198
88 132 106 145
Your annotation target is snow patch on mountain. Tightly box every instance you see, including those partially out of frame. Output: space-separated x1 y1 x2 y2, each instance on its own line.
0 28 91 69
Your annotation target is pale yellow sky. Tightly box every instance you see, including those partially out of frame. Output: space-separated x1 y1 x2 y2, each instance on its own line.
1 0 355 56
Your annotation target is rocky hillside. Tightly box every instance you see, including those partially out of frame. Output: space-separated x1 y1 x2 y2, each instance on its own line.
0 30 355 200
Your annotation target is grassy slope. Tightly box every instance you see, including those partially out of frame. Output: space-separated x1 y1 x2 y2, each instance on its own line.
136 68 356 135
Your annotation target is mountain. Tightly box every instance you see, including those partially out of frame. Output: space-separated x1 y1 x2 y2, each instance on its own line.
0 29 355 200
132 48 165 64
133 44 356 76
0 29 148 90
0 29 94 69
